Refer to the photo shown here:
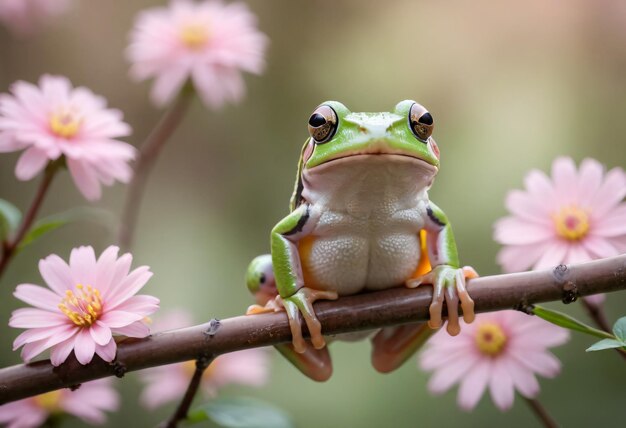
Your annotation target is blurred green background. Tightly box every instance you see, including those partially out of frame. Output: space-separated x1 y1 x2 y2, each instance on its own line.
1 0 625 427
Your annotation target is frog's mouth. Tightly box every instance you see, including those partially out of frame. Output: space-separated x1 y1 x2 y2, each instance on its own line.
313 151 438 173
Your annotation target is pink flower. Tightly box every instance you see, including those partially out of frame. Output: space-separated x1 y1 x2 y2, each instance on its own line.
9 245 159 366
0 75 135 201
0 0 72 37
127 0 268 109
0 378 118 428
494 157 626 305
138 310 269 409
419 310 569 411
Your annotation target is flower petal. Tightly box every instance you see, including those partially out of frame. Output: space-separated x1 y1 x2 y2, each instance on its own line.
551 157 578 205
38 254 73 295
69 245 97 286
105 266 153 308
488 358 515 411
109 294 159 315
426 353 480 395
13 283 61 311
493 217 554 245
94 339 117 363
67 158 102 201
74 328 96 365
591 204 626 237
112 321 151 338
99 310 145 328
90 322 113 346
50 337 76 366
14 147 49 180
457 359 490 411
504 190 551 225
9 308 68 328
590 167 626 217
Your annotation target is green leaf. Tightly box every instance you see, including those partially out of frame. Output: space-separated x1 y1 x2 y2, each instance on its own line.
612 316 626 341
187 397 294 428
586 338 626 352
17 207 115 251
531 305 614 340
0 199 22 241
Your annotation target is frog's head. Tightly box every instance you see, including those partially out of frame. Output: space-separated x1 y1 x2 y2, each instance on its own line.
301 100 441 171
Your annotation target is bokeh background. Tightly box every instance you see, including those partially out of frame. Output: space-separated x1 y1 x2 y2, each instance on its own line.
1 0 625 427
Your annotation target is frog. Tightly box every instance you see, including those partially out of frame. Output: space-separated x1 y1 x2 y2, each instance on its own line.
246 100 477 381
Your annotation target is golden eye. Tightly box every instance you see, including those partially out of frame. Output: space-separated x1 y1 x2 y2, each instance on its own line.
307 105 337 144
409 103 434 142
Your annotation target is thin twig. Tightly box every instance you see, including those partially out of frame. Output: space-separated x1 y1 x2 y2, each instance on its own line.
523 397 559 428
580 298 626 361
119 88 194 250
164 356 214 428
0 161 60 280
0 255 625 404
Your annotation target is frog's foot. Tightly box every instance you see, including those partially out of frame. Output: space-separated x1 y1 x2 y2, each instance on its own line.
275 343 333 382
405 265 477 336
281 287 338 353
246 297 283 315
371 323 435 373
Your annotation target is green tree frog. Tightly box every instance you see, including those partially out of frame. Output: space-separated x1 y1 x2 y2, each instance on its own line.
246 100 477 380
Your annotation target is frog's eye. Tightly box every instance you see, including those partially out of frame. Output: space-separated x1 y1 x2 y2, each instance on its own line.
307 105 338 144
409 103 434 142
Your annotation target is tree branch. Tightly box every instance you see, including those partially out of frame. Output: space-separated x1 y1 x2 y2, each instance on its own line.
1 255 625 404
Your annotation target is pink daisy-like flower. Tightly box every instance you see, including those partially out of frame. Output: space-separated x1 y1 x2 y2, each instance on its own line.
420 310 569 411
138 310 269 409
494 157 626 304
127 0 269 109
0 378 118 428
9 245 159 366
0 74 135 201
0 0 72 37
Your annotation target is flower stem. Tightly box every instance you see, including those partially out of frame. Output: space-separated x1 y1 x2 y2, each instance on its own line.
164 356 214 428
523 397 559 428
0 161 60 280
580 299 626 361
119 87 194 250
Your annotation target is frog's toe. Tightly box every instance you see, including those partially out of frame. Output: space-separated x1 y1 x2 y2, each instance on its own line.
282 298 308 353
445 284 461 336
246 304 273 315
427 276 446 330
283 287 338 353
458 267 476 324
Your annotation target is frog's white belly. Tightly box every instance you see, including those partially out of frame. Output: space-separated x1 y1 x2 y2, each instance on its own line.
300 209 424 294
299 154 433 295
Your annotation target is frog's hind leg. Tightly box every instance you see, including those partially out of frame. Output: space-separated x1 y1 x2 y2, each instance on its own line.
370 323 435 373
276 343 333 382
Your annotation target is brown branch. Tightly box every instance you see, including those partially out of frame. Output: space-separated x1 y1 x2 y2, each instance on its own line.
523 397 558 428
118 88 194 250
164 355 214 428
0 161 60 280
0 255 625 404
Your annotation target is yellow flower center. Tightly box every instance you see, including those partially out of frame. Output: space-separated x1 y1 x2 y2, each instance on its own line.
49 109 82 139
475 322 507 356
33 390 62 412
180 23 210 49
58 284 103 327
554 206 589 241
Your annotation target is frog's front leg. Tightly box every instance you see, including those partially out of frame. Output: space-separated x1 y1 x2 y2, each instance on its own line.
271 203 338 353
406 202 477 335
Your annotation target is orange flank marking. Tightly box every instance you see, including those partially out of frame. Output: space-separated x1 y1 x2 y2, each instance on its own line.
298 235 317 286
412 230 432 278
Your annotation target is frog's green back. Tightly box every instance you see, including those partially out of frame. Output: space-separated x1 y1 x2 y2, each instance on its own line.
289 139 309 212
